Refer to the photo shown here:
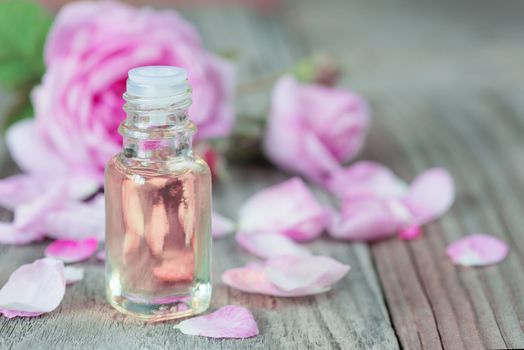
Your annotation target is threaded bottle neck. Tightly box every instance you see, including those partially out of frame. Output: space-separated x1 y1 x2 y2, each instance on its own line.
119 66 196 160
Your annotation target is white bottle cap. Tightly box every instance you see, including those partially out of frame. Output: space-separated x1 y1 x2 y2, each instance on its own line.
126 66 190 98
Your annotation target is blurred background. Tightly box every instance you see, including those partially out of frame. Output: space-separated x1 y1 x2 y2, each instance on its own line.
1 0 523 164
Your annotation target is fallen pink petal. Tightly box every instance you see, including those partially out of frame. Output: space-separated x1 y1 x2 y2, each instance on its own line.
13 183 67 232
0 182 66 245
0 174 49 210
0 258 65 318
173 305 259 338
0 223 45 245
328 198 410 241
45 237 99 263
5 122 100 201
222 255 349 297
324 161 408 200
404 168 455 225
398 224 423 241
236 232 311 259
44 194 106 241
327 165 455 241
212 211 235 238
237 177 330 241
96 250 106 262
5 119 70 176
265 255 350 291
64 266 85 285
446 234 509 267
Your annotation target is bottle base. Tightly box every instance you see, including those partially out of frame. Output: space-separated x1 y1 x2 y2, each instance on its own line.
106 283 212 322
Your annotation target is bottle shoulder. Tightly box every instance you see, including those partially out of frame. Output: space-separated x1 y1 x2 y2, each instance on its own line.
106 153 211 179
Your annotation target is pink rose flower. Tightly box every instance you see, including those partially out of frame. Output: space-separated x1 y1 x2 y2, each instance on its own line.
263 75 370 184
7 1 234 185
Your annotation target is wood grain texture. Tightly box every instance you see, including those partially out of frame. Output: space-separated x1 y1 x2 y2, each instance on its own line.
2 0 524 348
291 0 524 348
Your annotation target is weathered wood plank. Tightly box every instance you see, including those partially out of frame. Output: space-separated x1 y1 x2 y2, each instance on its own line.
290 0 524 348
364 91 524 349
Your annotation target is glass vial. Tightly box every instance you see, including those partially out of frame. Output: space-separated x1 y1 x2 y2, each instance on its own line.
105 66 212 321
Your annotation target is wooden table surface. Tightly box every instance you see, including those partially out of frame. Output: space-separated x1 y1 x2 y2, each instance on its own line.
1 0 524 349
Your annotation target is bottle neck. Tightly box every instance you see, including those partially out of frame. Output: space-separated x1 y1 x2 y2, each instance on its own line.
119 93 196 161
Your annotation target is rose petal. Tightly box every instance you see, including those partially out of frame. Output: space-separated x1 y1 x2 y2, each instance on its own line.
222 255 349 297
0 309 44 318
96 250 106 262
398 224 423 240
404 168 455 225
236 232 311 259
237 177 330 241
0 222 44 245
0 258 65 318
5 119 69 175
212 211 235 239
174 305 259 338
324 161 408 199
44 194 105 241
64 266 84 285
14 183 67 232
328 198 410 241
223 264 287 295
0 174 49 210
264 255 350 291
446 234 509 266
45 237 99 263
67 173 100 200
0 173 99 212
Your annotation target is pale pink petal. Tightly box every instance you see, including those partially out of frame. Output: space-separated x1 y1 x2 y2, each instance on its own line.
67 173 100 200
236 232 311 259
264 255 350 291
5 119 69 175
0 174 49 210
212 211 235 238
0 173 99 211
328 198 410 241
45 237 99 263
88 193 106 210
222 255 349 297
64 266 84 285
0 223 44 245
237 177 330 241
398 224 423 240
96 250 106 261
0 258 65 318
404 168 455 225
446 234 509 266
223 265 284 295
324 161 408 199
174 305 259 338
13 183 67 232
44 194 105 241
0 309 44 318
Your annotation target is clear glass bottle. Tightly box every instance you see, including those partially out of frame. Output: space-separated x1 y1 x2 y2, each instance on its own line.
105 66 212 321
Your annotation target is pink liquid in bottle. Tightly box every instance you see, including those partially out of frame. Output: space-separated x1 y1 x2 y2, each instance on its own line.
105 66 212 321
